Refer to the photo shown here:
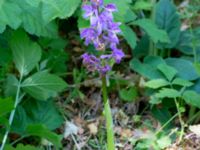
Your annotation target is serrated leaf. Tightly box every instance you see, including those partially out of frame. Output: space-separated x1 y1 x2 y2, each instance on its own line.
12 99 63 134
175 28 200 55
155 0 181 48
15 0 58 37
0 98 14 116
130 56 165 79
145 79 169 89
121 25 137 49
42 0 81 23
156 88 180 99
172 78 193 87
133 19 170 43
157 64 177 81
183 91 200 108
22 72 67 100
0 1 21 33
26 124 62 149
165 58 199 80
10 30 42 76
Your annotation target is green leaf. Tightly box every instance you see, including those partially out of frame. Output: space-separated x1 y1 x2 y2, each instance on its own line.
194 63 200 76
175 28 200 55
121 25 137 49
0 98 14 116
4 75 18 97
145 79 169 89
157 136 171 149
157 64 177 81
42 0 81 23
183 91 200 108
155 0 181 48
26 124 62 149
10 30 42 76
15 0 58 37
5 144 42 150
12 99 63 134
155 88 180 99
0 1 21 33
133 35 149 58
105 0 133 22
133 0 153 10
172 78 193 87
0 116 9 129
22 72 67 100
133 19 170 43
151 106 173 130
165 58 199 80
130 56 165 79
119 87 138 102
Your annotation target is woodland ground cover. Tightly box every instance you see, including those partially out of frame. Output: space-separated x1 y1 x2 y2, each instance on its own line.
0 0 200 149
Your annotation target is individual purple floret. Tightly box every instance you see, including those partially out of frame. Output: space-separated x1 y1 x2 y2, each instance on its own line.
80 0 124 74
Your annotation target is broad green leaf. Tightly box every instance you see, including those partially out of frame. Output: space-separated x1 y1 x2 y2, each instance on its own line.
10 30 42 76
165 58 199 80
133 19 170 43
155 88 180 99
157 64 177 81
0 116 9 129
15 0 58 37
133 35 149 58
172 78 193 87
0 1 21 33
145 79 169 89
155 0 181 48
42 0 81 23
119 87 138 102
5 144 42 150
130 56 165 79
12 99 63 134
22 72 67 100
133 0 152 10
183 91 200 108
26 124 62 149
0 98 14 116
175 28 200 55
151 106 173 130
4 74 18 97
121 25 137 49
0 48 12 66
23 99 63 130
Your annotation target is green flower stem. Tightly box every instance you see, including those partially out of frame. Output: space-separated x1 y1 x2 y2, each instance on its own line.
0 75 23 150
174 98 185 143
102 76 115 150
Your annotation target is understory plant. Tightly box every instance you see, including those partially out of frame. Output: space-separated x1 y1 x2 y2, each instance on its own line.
80 0 125 149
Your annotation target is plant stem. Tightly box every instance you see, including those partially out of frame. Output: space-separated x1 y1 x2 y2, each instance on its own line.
149 0 157 56
174 98 185 143
0 75 23 150
101 76 115 150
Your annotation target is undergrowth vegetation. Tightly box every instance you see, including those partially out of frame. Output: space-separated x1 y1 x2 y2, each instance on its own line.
0 0 200 150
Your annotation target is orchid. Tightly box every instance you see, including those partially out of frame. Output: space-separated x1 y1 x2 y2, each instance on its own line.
81 0 124 74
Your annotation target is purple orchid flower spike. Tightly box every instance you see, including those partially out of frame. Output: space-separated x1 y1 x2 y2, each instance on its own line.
80 0 125 74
